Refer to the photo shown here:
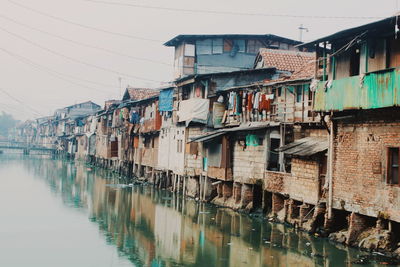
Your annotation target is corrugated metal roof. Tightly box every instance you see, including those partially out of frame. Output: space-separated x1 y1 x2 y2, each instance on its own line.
189 122 277 143
278 137 328 157
299 16 397 47
164 34 302 47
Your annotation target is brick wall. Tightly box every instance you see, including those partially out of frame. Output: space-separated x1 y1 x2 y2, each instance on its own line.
264 158 321 205
289 158 320 205
233 139 266 184
333 120 400 222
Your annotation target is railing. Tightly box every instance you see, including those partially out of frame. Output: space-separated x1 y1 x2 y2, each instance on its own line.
0 141 56 151
315 67 400 111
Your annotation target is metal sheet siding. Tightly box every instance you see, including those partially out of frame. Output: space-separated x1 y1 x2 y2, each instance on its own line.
315 68 400 111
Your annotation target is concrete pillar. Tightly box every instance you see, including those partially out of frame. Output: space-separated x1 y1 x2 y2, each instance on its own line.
241 184 253 208
222 182 232 200
272 193 285 215
183 175 186 196
347 212 369 246
234 183 242 203
203 176 207 201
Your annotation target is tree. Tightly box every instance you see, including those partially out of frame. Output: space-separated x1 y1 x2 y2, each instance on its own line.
0 111 19 138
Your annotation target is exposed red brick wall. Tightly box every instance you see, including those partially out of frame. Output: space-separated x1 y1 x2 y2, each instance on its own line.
222 182 232 199
264 158 321 205
333 121 400 222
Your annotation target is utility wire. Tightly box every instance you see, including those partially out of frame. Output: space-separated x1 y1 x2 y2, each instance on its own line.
0 13 172 67
83 0 386 20
0 25 163 83
0 46 117 95
6 0 163 43
0 42 117 89
0 87 43 116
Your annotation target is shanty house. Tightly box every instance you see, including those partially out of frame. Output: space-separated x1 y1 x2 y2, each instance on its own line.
300 14 400 243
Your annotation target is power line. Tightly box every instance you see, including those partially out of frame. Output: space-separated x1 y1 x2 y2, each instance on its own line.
0 13 172 67
0 25 163 83
6 0 163 43
0 40 117 89
0 87 43 116
0 46 117 95
83 0 386 20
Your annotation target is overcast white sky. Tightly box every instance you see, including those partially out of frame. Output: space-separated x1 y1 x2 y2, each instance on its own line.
0 0 398 120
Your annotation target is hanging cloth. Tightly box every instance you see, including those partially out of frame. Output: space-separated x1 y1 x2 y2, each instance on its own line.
236 91 242 115
247 92 253 111
259 93 268 111
253 92 260 110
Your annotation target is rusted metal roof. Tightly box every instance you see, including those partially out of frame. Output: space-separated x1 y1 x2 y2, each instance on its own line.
123 87 159 101
189 122 278 143
164 34 302 47
256 49 315 73
299 16 397 47
278 136 328 157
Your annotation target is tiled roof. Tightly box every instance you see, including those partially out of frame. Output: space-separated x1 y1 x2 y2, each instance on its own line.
262 58 317 85
258 48 315 73
124 87 159 101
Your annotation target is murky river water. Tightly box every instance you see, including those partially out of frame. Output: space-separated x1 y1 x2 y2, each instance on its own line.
0 154 398 267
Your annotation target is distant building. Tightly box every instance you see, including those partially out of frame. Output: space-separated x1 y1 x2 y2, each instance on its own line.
164 34 304 79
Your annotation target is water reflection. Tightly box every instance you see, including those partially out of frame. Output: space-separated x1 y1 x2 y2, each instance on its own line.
2 155 393 267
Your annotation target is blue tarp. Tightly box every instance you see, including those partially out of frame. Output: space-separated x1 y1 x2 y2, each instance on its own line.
158 88 174 112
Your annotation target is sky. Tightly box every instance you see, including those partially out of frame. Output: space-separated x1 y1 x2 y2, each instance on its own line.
0 0 398 120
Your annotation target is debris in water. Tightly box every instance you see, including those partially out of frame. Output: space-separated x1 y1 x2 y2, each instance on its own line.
227 242 232 246
306 242 311 246
199 211 210 214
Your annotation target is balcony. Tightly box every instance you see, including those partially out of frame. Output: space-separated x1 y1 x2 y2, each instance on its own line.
315 67 400 112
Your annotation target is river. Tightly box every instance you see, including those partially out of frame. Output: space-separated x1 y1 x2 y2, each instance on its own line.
0 154 397 267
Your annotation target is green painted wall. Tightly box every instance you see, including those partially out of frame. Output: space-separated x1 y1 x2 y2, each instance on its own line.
315 68 400 111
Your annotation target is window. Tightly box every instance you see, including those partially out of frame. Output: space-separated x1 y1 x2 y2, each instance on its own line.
184 44 195 57
144 137 151 148
212 39 223 54
388 147 400 185
196 39 212 55
224 39 233 52
247 40 264 54
177 140 183 153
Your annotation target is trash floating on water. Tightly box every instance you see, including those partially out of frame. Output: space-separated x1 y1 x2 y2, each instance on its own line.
227 242 232 246
306 242 311 246
199 211 210 214
264 241 271 244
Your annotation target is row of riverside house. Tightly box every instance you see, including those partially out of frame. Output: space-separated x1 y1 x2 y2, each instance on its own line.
14 14 400 253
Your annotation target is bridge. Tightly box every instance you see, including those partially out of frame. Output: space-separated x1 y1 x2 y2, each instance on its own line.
0 141 56 155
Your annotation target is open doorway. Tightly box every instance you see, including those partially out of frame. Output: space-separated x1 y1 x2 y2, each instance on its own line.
267 138 280 171
350 46 361 76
